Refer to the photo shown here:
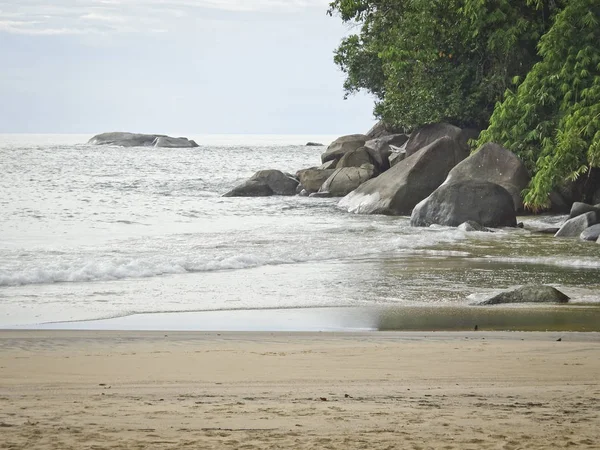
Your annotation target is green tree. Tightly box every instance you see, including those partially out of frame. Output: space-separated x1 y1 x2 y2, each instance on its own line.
478 0 600 210
328 0 559 131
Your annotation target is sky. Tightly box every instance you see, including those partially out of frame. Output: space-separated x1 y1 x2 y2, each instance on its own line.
0 0 377 135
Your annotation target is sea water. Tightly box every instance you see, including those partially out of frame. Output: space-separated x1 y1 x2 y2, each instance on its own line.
1 134 599 329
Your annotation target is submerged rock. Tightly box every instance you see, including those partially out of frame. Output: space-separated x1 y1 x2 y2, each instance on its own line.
223 170 298 197
457 221 491 232
89 132 198 148
478 285 570 305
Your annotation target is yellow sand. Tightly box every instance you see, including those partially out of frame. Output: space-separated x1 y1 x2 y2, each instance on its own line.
1 331 599 449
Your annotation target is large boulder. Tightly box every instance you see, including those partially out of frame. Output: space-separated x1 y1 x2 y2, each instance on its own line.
404 123 477 158
410 180 517 228
89 132 198 148
555 211 599 237
580 224 600 242
321 134 368 164
569 202 600 219
223 170 298 197
366 120 401 139
444 143 530 211
478 285 570 305
319 165 376 197
336 147 378 171
364 134 409 172
339 136 466 215
296 168 336 194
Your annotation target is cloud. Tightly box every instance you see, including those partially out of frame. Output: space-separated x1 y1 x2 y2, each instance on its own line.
0 0 331 35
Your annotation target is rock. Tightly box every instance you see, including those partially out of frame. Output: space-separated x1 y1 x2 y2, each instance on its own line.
580 224 600 241
569 202 600 219
478 285 570 305
366 120 400 139
321 134 368 164
223 170 299 197
320 165 376 197
444 143 530 211
555 211 599 237
89 132 198 148
534 227 561 235
405 123 476 157
305 142 323 146
458 221 490 232
309 192 334 198
388 152 405 167
410 180 517 228
364 134 409 172
296 168 336 194
319 160 337 170
336 147 378 171
339 136 466 215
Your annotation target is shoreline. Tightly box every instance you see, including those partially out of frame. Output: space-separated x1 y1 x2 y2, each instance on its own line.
7 304 600 332
1 330 599 449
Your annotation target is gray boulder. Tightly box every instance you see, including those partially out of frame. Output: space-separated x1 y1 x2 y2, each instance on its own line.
410 180 517 228
336 147 378 171
89 132 198 148
319 165 376 197
321 134 368 164
223 170 298 197
580 224 600 241
569 202 600 219
366 120 400 139
305 142 324 146
296 168 336 194
458 221 491 232
364 134 409 172
555 211 599 237
319 160 337 170
444 143 530 211
388 152 405 167
478 285 570 305
339 136 466 215
405 123 476 158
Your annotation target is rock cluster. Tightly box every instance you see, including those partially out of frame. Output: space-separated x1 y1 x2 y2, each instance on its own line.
554 202 600 243
89 132 198 148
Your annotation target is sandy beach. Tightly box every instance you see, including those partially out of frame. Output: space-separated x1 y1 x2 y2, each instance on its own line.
1 330 599 449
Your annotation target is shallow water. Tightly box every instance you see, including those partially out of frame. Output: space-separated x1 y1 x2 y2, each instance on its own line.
1 134 599 329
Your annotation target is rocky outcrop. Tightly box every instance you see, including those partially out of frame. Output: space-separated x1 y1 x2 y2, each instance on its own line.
321 134 368 165
555 211 599 237
339 136 466 215
223 170 298 197
410 180 517 228
444 143 530 211
478 285 570 305
296 168 336 194
404 123 477 158
89 132 198 148
319 165 376 197
364 134 409 172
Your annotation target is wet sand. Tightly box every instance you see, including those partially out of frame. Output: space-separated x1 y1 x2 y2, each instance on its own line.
1 330 599 449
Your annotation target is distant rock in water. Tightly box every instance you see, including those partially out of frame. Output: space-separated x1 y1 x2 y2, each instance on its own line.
223 170 299 197
478 285 570 305
305 142 324 146
88 132 199 148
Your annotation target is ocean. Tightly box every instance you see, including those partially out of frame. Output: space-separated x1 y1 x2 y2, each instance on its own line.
1 134 599 330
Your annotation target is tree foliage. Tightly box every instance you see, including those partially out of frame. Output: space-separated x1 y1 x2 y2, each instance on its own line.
478 0 600 210
328 0 559 131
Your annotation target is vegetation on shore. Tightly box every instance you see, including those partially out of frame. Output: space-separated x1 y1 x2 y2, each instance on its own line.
328 0 599 209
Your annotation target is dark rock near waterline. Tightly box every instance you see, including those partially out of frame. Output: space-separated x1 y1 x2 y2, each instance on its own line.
223 170 299 197
457 221 491 232
309 191 334 198
410 180 517 228
305 142 324 146
445 143 530 211
404 123 476 158
580 224 600 242
555 211 599 237
478 285 570 305
89 132 199 148
339 136 466 215
321 134 368 164
320 165 376 197
569 202 600 219
296 168 336 194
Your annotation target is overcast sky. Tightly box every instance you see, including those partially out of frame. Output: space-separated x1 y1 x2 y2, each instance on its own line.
0 0 376 135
